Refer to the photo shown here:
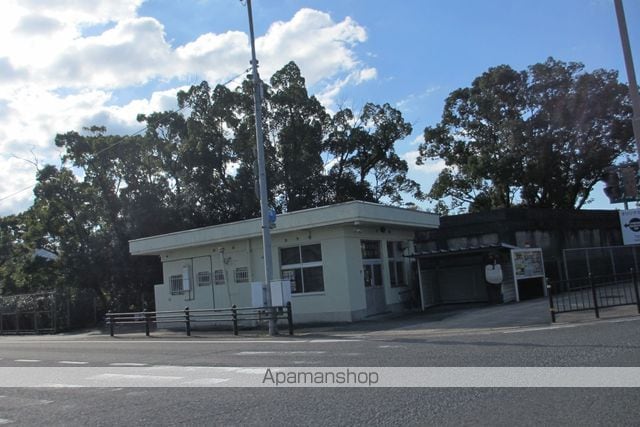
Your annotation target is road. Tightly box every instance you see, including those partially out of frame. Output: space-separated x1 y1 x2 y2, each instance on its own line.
0 315 638 425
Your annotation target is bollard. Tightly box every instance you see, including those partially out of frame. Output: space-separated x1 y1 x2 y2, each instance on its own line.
589 274 600 319
546 278 556 323
108 311 114 337
185 307 191 337
287 301 293 335
144 309 150 337
232 305 238 336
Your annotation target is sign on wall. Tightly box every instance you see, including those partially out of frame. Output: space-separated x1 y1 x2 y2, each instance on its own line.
511 248 545 280
619 208 640 245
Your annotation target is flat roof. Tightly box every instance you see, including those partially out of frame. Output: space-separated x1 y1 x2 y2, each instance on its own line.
129 201 439 255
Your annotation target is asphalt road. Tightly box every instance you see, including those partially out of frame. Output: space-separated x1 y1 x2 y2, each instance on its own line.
0 314 639 425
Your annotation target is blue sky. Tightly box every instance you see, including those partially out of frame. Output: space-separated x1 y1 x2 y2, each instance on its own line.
0 0 638 215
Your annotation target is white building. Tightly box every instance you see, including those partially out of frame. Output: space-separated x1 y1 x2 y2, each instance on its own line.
129 201 439 323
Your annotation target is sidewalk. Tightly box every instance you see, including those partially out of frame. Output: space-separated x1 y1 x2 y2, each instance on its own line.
3 298 637 341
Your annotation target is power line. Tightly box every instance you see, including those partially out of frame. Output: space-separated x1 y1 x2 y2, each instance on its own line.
0 185 36 203
0 68 252 205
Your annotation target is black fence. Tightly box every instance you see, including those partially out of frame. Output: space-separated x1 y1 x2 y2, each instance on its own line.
547 270 640 322
106 302 294 337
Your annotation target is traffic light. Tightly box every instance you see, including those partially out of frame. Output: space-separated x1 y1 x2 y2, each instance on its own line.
603 169 622 203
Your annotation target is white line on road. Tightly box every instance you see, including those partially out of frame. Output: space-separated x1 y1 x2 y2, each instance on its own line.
14 359 40 363
237 351 326 355
58 361 89 365
0 418 13 425
109 363 148 367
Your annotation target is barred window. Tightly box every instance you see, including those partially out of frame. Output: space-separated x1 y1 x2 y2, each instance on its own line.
235 267 249 283
197 271 211 287
169 275 184 295
361 240 381 259
214 269 225 285
280 244 324 294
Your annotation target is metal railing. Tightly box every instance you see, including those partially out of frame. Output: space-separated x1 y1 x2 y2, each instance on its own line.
105 302 294 337
547 270 640 322
0 310 56 334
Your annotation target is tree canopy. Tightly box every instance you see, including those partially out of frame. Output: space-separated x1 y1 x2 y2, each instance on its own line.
0 61 419 309
418 57 634 214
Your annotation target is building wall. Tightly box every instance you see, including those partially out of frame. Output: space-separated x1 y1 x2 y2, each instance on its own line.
417 208 621 281
153 224 417 324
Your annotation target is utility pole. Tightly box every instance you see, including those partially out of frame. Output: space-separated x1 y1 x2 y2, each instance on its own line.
245 0 277 335
614 0 640 174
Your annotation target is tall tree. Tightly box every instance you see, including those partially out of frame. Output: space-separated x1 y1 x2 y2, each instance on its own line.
267 62 329 211
326 103 421 204
419 58 634 212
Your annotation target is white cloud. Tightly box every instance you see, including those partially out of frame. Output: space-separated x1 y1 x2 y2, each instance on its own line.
0 3 374 215
396 86 441 112
402 150 446 175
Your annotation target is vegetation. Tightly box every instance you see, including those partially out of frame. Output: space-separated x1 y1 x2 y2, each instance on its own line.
0 61 419 309
418 58 634 214
1 58 633 310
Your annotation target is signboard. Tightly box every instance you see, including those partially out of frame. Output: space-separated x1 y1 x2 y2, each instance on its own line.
510 248 546 302
620 208 640 245
511 248 545 280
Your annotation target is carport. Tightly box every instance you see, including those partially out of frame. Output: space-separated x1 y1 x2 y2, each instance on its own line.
414 244 519 309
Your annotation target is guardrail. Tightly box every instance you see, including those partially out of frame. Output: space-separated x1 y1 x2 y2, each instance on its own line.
105 302 294 337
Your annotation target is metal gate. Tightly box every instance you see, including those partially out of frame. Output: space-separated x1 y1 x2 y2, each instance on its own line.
548 244 640 322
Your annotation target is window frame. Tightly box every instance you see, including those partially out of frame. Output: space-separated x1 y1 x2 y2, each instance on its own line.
214 269 225 285
280 243 324 294
169 274 184 295
197 271 211 287
387 241 407 288
234 267 249 283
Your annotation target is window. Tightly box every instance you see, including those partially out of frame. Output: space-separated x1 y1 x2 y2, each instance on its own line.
280 243 324 294
234 267 249 283
169 275 183 295
361 240 383 288
361 240 381 259
214 269 225 285
387 241 406 287
197 271 211 287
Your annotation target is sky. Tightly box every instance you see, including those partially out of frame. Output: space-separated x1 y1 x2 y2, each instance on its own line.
1 0 639 216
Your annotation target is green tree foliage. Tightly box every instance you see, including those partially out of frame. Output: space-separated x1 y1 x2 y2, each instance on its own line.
0 61 418 309
419 58 634 213
326 103 421 204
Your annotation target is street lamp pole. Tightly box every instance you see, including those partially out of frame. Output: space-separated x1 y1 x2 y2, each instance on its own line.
614 0 640 173
245 0 277 335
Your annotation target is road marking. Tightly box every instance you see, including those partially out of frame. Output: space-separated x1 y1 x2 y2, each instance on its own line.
35 384 85 388
378 345 403 348
0 418 13 425
109 363 147 367
0 339 360 344
236 351 326 355
14 359 40 363
89 374 181 381
182 378 229 386
58 361 89 365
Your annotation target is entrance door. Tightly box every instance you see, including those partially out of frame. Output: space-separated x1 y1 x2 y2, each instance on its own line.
364 263 386 316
